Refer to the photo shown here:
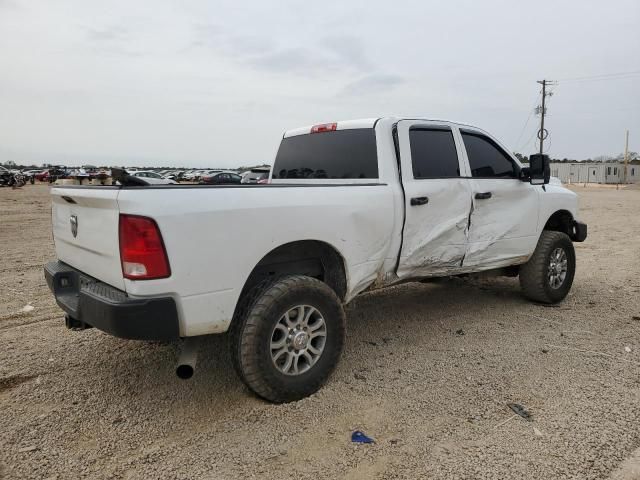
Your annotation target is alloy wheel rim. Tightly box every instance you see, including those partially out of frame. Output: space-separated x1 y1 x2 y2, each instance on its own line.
548 247 568 289
270 305 327 376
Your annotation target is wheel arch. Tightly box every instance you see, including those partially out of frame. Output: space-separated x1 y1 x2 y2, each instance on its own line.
543 209 575 237
238 240 349 304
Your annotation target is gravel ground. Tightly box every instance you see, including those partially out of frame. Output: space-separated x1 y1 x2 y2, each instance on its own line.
1 184 639 480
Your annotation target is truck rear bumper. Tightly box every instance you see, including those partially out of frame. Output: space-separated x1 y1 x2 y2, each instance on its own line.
44 261 180 341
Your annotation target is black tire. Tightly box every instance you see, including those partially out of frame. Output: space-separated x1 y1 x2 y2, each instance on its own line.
229 275 345 403
519 230 576 304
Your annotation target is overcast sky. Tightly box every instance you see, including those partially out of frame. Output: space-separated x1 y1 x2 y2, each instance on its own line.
0 0 638 167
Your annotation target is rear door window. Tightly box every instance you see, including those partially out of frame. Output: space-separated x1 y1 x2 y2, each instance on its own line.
461 131 518 178
272 129 378 179
409 128 460 178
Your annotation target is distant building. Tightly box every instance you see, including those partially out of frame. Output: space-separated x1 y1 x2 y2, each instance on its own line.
550 162 639 184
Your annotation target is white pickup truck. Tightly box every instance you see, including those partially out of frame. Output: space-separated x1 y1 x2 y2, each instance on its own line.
45 117 587 402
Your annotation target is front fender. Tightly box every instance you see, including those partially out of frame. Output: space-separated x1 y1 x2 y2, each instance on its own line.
538 185 579 228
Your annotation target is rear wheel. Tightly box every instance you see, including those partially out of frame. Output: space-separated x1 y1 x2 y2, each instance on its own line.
230 275 345 403
519 230 576 303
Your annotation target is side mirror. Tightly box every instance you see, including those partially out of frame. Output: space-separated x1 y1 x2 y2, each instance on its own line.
529 154 550 185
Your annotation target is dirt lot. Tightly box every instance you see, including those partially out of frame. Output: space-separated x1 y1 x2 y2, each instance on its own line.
1 184 639 479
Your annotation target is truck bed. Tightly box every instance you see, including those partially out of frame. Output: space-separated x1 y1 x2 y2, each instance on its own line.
51 183 399 336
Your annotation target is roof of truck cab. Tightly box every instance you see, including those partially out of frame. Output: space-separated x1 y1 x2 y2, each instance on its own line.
283 118 379 138
282 116 490 138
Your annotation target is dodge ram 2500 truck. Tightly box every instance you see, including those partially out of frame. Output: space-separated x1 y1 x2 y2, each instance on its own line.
44 117 587 403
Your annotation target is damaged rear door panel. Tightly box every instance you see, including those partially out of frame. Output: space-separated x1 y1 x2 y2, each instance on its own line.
395 120 473 279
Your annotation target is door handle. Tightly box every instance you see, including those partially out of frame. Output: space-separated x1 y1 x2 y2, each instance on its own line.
410 196 429 206
474 192 492 200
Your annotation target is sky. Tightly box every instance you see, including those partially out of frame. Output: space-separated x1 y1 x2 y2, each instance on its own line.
0 0 638 168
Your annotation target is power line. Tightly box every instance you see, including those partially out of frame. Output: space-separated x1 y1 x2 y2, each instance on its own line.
515 84 554 153
557 70 640 83
541 105 639 115
516 128 538 153
513 93 539 149
516 71 637 154
561 75 640 84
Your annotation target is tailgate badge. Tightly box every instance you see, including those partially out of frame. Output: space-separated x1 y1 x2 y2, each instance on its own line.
70 215 78 238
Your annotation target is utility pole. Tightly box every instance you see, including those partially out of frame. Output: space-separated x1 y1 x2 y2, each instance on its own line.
536 80 556 155
623 130 629 184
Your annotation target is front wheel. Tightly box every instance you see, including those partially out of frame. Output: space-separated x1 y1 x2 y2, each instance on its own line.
230 275 345 403
519 231 576 304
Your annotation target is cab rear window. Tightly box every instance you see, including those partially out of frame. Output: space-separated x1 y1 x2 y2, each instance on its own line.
272 129 378 179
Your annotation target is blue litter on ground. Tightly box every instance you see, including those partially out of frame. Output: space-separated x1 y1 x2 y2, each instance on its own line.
351 430 375 444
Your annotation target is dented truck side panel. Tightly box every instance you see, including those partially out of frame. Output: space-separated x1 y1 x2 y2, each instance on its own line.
462 178 540 268
392 119 542 280
394 119 474 278
397 179 473 277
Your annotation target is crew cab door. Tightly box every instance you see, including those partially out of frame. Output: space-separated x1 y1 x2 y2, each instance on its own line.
457 128 539 268
395 120 473 279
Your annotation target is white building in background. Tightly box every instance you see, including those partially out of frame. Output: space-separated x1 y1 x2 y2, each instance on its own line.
550 162 640 184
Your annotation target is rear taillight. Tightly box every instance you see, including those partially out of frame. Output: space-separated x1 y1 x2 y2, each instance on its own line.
257 178 269 184
119 214 171 280
310 122 337 133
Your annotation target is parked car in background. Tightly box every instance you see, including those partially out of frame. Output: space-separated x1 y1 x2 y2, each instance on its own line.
182 170 203 181
35 170 49 182
169 170 185 181
0 166 13 186
163 170 181 181
0 166 27 187
241 168 270 184
22 169 44 176
37 166 69 183
197 170 219 182
200 171 242 185
67 167 92 183
130 171 178 185
22 169 45 184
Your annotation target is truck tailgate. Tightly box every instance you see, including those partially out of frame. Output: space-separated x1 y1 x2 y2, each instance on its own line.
51 188 125 291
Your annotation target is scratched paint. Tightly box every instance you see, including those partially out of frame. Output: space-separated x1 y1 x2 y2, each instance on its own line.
396 178 472 279
463 179 540 268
